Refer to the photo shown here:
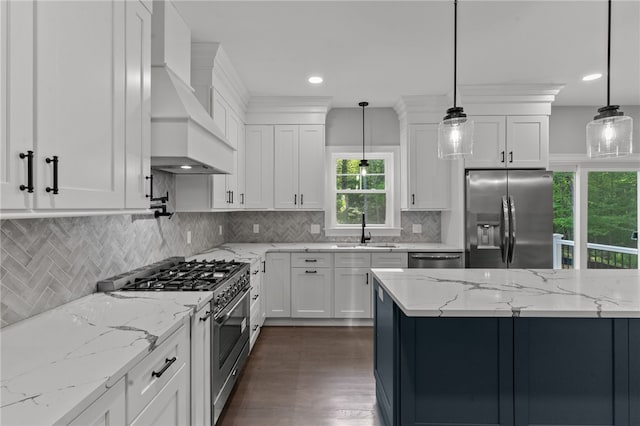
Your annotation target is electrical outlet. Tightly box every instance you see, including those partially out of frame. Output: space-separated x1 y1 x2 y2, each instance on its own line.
412 224 422 234
310 224 320 234
186 231 192 244
218 225 223 235
253 224 260 233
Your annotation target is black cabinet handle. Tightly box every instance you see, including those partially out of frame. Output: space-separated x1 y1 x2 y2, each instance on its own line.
500 151 505 163
305 270 317 274
240 193 244 205
45 156 59 194
509 151 514 163
199 310 214 322
145 175 153 198
252 294 259 301
231 191 234 204
366 272 369 285
411 194 415 205
304 259 317 263
252 325 259 331
294 194 297 205
262 260 266 273
19 151 34 193
300 194 303 205
151 357 177 378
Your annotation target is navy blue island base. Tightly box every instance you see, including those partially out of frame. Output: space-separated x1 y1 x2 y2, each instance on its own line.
374 280 640 426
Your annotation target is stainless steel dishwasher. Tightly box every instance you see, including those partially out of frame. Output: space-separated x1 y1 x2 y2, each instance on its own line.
408 252 463 268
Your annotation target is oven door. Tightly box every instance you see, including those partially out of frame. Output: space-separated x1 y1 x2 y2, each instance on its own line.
212 286 250 399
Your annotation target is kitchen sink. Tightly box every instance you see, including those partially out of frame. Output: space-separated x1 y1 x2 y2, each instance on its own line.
330 243 398 249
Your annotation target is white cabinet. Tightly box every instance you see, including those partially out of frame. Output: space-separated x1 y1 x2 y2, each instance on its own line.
1 0 34 210
67 378 126 426
465 115 549 169
334 251 372 319
244 125 274 209
191 304 211 426
371 252 408 268
274 125 324 209
1 0 151 212
264 252 291 317
249 259 264 350
125 0 151 209
408 124 450 210
129 363 189 426
211 90 244 209
127 324 189 423
291 266 333 318
36 0 126 209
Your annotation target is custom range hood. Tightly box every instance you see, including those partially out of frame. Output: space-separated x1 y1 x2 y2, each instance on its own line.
150 0 233 174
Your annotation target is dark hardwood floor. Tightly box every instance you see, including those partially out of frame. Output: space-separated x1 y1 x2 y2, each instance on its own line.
218 326 382 426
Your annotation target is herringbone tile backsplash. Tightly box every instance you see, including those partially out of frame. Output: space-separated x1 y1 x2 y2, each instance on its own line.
0 171 226 328
226 210 440 243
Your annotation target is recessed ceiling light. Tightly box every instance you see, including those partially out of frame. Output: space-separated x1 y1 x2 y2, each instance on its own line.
308 76 323 84
582 73 602 81
180 165 192 169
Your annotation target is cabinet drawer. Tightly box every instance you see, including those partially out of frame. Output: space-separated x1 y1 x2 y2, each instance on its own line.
250 273 262 313
127 324 189 422
291 252 333 268
372 252 408 268
334 252 371 268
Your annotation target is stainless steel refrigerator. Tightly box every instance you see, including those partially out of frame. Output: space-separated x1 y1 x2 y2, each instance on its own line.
465 169 553 268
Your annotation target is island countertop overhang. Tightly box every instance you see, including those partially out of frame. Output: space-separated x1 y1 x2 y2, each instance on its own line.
371 268 640 318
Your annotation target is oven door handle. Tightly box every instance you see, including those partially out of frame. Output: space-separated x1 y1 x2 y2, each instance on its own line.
215 288 250 324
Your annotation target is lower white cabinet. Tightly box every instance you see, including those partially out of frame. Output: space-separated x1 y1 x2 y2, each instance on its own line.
291 267 333 318
127 324 189 424
129 363 189 426
371 252 408 268
249 259 264 350
264 253 291 317
67 378 126 426
191 304 211 426
334 267 372 318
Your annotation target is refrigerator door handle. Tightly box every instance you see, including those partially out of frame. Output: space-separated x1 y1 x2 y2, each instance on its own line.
508 196 517 263
500 196 509 263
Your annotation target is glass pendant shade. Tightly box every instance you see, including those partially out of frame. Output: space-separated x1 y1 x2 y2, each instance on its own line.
359 159 369 176
586 106 633 158
438 108 474 159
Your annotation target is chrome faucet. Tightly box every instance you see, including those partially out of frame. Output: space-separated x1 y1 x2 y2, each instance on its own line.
360 213 371 244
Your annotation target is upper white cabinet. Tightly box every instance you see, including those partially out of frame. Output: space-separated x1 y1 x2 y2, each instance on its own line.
244 125 274 209
274 125 324 210
1 0 151 212
125 0 152 209
464 115 549 169
408 124 450 210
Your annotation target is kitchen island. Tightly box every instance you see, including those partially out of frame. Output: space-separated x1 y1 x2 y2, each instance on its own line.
371 268 640 426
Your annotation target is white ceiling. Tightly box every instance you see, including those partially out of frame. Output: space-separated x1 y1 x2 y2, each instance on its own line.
175 0 640 108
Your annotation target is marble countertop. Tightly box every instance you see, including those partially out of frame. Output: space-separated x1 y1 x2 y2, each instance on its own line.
0 291 212 426
189 242 462 263
372 268 640 318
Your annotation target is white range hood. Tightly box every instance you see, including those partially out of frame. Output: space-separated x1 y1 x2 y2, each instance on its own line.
150 65 233 174
150 0 233 174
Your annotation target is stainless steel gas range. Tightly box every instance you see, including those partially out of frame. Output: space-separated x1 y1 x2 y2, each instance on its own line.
97 257 251 425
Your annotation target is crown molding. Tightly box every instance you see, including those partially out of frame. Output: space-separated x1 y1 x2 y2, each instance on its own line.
245 96 333 125
394 95 449 124
458 84 565 115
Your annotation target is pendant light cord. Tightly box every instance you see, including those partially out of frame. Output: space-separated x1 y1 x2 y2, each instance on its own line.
453 0 458 108
607 0 611 106
362 104 365 159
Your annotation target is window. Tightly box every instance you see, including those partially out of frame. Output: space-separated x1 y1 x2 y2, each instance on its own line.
553 171 575 269
327 151 397 233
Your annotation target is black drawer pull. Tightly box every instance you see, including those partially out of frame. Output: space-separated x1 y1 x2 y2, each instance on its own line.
199 311 214 322
305 270 317 274
151 357 177 378
500 151 505 163
304 259 317 263
19 151 34 193
45 156 59 194
294 194 297 205
300 194 303 205
252 294 259 301
252 325 259 331
509 151 514 163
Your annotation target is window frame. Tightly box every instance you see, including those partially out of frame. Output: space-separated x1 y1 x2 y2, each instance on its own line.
549 154 639 270
325 147 400 236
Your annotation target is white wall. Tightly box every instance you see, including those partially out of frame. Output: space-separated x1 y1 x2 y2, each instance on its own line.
550 105 640 154
326 107 399 146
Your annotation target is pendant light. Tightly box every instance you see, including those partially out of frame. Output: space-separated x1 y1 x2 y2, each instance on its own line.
586 0 633 158
438 0 473 159
359 101 369 176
